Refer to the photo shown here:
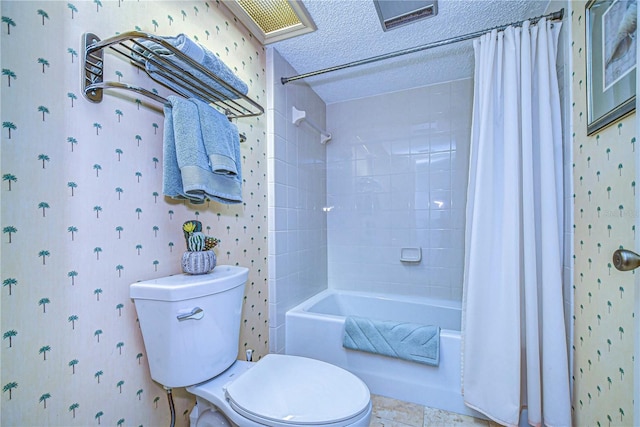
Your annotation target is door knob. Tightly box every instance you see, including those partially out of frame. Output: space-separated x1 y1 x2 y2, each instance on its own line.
612 249 640 271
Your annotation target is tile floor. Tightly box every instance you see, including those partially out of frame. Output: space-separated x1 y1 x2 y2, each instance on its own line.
370 395 500 427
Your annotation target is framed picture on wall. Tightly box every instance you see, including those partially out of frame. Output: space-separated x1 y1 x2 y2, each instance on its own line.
586 0 636 135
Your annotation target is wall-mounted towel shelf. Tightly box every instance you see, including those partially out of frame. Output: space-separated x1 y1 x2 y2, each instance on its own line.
292 107 331 144
81 31 264 120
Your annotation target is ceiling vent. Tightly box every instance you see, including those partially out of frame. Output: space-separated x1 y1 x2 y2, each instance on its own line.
373 0 438 31
224 0 316 45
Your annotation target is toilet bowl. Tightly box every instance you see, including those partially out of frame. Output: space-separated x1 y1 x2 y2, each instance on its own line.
188 355 372 427
130 265 372 427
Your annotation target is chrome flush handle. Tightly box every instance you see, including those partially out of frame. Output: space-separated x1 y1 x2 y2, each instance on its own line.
612 249 640 271
176 307 204 321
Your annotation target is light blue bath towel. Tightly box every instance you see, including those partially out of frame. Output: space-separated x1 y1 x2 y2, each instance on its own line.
136 34 248 100
191 97 240 177
343 316 440 366
163 96 206 203
162 95 242 204
162 99 187 200
190 97 242 203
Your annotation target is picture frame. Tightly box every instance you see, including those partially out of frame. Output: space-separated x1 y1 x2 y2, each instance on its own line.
586 0 636 135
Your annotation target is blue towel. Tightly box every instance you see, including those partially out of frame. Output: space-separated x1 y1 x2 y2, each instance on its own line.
190 97 242 203
137 33 205 61
162 96 242 204
136 34 248 100
162 100 187 200
163 96 206 203
191 97 240 177
343 316 440 366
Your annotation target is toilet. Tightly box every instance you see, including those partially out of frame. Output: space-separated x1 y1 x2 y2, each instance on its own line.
130 265 372 427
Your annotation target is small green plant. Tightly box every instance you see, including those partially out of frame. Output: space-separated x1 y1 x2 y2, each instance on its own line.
182 220 219 252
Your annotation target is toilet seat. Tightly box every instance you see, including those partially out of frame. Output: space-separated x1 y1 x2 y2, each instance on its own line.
188 354 371 426
224 354 370 426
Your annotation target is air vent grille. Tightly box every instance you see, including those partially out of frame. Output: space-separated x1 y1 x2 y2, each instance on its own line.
236 0 302 34
374 0 438 31
224 0 317 44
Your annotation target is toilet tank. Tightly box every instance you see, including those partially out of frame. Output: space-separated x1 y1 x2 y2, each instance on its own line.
130 265 248 388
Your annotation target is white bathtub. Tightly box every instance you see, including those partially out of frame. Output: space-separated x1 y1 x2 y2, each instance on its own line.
285 289 482 418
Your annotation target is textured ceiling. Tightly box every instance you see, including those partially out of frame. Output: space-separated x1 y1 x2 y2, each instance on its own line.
270 0 553 104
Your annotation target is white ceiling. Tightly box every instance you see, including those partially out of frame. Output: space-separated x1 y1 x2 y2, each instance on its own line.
270 0 553 104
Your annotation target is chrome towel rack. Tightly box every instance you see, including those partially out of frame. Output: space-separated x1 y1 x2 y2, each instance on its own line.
82 31 264 119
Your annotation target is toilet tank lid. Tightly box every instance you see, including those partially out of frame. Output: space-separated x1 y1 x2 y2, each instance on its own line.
130 265 248 301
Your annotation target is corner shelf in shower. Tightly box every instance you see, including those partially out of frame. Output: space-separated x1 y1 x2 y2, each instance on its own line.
81 31 264 120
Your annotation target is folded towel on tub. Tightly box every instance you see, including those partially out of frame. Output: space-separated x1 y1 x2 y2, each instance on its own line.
343 316 440 366
135 34 249 100
162 95 242 204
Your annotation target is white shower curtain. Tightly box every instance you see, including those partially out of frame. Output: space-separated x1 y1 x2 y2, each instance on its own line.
461 19 571 427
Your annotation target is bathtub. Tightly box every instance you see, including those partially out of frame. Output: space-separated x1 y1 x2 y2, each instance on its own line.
285 289 482 418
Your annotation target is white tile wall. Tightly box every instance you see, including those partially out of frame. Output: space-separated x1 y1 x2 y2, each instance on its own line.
267 48 328 353
326 80 473 300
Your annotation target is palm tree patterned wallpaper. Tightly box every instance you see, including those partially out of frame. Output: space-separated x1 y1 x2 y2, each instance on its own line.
570 1 636 424
1 1 267 425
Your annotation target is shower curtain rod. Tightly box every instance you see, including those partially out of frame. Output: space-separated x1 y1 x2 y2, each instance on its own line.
281 8 564 85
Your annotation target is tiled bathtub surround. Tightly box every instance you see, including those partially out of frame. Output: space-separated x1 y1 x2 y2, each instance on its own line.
326 80 472 300
266 55 471 352
266 48 328 353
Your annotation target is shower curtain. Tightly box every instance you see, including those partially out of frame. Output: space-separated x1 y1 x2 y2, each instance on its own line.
461 18 570 427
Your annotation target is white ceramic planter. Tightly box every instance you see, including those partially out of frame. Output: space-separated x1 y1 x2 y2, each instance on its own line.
181 251 217 275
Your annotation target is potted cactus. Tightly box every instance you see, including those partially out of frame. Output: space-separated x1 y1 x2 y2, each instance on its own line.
181 220 220 275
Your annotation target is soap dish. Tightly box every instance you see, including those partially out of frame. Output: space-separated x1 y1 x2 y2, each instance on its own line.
400 247 422 263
